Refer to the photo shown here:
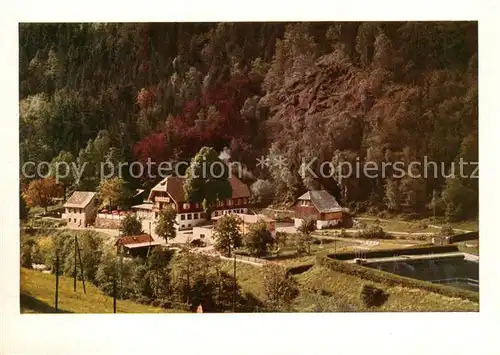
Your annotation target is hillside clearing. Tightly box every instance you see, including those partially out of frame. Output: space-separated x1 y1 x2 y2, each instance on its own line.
20 268 186 313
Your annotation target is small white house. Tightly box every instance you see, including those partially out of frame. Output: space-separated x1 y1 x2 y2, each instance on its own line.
192 224 215 244
62 191 98 227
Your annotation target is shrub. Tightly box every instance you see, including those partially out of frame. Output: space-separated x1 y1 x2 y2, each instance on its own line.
190 239 206 248
361 284 389 307
20 238 38 268
293 233 310 255
356 225 392 239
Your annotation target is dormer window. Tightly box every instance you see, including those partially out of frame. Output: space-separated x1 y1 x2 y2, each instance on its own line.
183 203 190 210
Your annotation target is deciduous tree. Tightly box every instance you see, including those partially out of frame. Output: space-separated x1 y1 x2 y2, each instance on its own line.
155 206 177 246
184 146 232 219
119 214 143 236
23 177 62 213
213 214 243 256
243 221 274 257
98 177 131 210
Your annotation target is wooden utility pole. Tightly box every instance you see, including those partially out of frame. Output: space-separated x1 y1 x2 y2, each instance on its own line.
186 246 190 306
233 249 236 313
113 278 117 313
73 235 77 292
55 255 59 312
75 236 86 294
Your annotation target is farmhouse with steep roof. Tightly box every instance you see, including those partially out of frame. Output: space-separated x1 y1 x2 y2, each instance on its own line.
294 190 345 230
132 175 251 232
62 191 98 227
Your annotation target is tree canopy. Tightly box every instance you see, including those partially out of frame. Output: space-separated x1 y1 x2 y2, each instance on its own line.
183 146 232 218
213 214 243 256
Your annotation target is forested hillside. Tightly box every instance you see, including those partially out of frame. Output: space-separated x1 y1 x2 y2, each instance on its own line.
19 22 478 220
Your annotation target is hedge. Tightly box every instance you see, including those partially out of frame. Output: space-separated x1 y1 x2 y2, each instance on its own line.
286 263 314 276
315 254 478 302
448 232 479 244
328 245 460 261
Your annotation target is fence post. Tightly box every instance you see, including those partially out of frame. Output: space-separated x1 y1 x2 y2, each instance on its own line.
75 236 86 294
113 278 117 313
55 255 59 312
74 235 77 292
233 250 236 312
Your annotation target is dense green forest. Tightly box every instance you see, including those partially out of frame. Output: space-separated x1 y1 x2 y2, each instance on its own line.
19 22 478 221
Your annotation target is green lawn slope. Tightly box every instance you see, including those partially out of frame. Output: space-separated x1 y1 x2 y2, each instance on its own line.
20 268 186 313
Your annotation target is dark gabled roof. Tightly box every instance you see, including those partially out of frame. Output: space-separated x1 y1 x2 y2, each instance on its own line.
115 234 154 246
297 190 343 213
148 175 185 202
63 191 96 208
148 175 250 203
228 176 251 199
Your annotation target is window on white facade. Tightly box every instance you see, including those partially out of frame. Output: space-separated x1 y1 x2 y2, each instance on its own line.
193 213 198 219
187 214 192 220
181 214 185 220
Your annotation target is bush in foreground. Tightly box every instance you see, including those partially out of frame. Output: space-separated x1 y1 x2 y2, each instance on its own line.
361 284 389 307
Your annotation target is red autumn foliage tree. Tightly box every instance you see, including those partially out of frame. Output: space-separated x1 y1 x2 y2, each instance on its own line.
133 75 265 179
23 177 63 213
